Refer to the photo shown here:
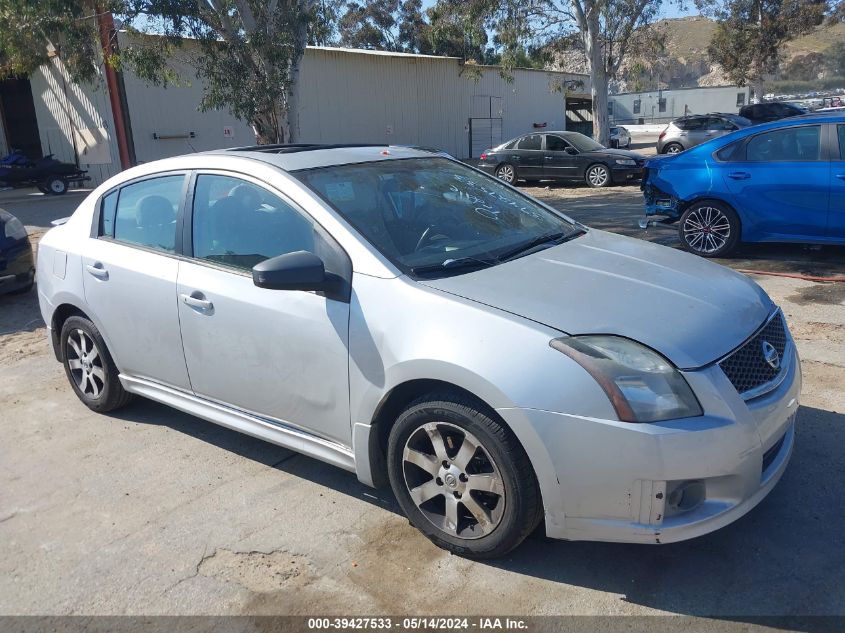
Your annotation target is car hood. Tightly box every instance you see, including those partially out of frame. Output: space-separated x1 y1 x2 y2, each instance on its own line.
420 230 773 369
583 148 644 161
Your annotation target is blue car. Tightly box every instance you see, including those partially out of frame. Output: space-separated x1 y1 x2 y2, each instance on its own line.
642 114 845 257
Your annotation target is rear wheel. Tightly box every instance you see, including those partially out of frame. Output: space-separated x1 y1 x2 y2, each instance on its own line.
678 200 740 257
663 143 684 155
495 163 516 184
585 163 611 188
387 393 542 559
60 316 133 412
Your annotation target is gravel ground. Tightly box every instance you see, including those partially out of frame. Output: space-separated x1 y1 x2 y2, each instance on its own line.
1 164 844 619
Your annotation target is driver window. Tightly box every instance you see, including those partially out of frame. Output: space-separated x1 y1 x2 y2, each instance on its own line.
546 135 571 152
191 174 317 271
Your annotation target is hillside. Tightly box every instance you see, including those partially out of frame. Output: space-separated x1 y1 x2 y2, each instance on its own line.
551 15 844 92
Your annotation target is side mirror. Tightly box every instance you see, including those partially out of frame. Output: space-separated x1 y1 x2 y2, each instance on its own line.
252 251 327 291
565 146 578 155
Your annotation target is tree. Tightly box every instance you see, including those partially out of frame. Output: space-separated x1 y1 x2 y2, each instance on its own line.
0 0 319 145
704 0 828 97
824 41 845 77
783 51 826 80
435 0 666 145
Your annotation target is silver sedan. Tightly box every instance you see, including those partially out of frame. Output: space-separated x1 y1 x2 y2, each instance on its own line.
36 145 799 558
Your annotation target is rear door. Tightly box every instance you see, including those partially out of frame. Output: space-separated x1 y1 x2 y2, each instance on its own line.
81 173 192 390
512 134 544 178
830 123 845 238
678 116 710 148
721 124 830 239
543 134 580 180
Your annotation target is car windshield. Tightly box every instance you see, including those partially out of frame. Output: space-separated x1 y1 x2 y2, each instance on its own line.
565 133 605 152
295 157 581 277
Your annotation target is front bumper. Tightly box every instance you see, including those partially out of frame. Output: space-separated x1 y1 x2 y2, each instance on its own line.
610 165 643 183
498 341 801 544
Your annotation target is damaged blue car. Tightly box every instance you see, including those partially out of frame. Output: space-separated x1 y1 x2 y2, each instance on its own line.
641 114 845 257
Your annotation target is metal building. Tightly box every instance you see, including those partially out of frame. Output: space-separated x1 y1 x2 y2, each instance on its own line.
0 38 590 187
609 85 752 126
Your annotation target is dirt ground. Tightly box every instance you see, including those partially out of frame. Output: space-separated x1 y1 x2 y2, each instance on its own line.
1 173 844 618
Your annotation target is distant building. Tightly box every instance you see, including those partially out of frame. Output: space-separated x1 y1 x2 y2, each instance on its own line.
609 85 752 125
0 34 591 186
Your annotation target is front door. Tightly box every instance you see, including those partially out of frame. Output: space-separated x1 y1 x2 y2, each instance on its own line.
721 124 830 240
543 134 580 180
81 173 191 389
176 173 352 445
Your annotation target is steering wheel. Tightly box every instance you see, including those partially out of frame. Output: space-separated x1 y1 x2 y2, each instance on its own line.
415 225 452 252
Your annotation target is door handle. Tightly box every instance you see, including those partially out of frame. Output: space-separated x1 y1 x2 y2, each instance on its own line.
181 292 214 313
836 174 845 180
728 172 751 180
85 263 109 280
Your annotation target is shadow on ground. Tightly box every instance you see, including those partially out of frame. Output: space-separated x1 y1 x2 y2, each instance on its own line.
111 393 845 617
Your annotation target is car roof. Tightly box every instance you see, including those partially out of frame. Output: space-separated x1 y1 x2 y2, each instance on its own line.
203 143 440 171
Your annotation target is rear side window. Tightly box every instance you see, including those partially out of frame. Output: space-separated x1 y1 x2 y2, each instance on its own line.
839 125 845 159
112 175 184 253
516 135 542 150
100 191 118 237
677 117 705 131
715 140 744 162
746 126 821 162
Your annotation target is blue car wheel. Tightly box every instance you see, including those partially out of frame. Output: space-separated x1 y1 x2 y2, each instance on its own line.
679 200 740 258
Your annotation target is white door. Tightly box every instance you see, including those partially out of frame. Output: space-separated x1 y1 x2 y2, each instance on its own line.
81 173 191 390
176 173 352 445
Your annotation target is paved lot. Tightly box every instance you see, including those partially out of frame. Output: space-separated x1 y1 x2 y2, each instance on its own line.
1 157 844 618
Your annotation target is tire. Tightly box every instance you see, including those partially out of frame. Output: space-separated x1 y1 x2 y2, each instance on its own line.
495 163 517 185
60 315 133 412
36 184 51 194
585 163 611 188
663 143 684 155
678 200 741 258
42 177 68 195
387 393 542 559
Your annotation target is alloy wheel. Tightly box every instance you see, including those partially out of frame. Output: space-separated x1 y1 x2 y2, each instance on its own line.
682 206 731 254
402 421 505 539
666 144 682 154
66 329 106 398
496 164 515 183
587 165 609 187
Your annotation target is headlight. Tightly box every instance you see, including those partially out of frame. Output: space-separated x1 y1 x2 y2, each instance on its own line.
2 214 28 240
550 335 702 423
614 158 637 166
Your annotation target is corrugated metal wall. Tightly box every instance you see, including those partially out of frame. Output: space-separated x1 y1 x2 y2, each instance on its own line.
299 48 588 158
23 44 590 185
30 57 123 184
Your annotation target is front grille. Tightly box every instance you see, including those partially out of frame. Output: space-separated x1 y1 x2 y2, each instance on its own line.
719 312 788 397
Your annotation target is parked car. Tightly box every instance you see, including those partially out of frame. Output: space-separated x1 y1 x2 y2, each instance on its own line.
657 113 752 154
477 131 645 187
609 126 631 149
0 210 34 295
643 114 845 257
739 102 807 125
37 144 799 558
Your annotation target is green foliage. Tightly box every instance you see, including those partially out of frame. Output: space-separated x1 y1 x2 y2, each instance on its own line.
703 0 829 86
825 41 845 76
767 75 845 92
0 0 124 82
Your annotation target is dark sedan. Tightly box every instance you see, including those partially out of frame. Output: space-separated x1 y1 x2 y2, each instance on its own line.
477 131 645 187
0 210 35 295
739 102 806 126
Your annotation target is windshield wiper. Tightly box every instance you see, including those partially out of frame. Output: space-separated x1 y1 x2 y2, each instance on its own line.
411 256 497 276
497 228 585 263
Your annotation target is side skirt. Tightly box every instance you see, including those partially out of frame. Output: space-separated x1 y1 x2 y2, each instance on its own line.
119 375 356 473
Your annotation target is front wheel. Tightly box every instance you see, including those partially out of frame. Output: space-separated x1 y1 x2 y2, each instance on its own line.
585 163 611 188
663 143 684 155
60 316 133 412
495 163 516 184
387 394 542 559
678 201 740 257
